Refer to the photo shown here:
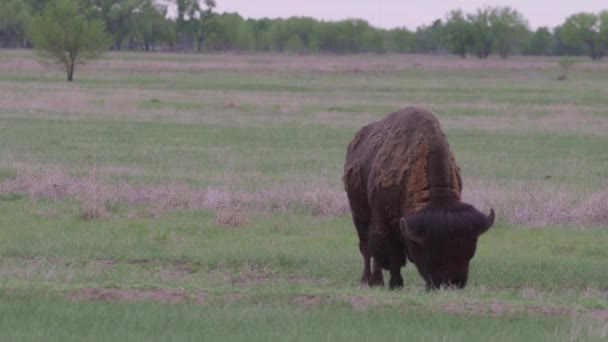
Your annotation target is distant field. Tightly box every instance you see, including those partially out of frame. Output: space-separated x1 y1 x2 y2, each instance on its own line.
0 50 607 341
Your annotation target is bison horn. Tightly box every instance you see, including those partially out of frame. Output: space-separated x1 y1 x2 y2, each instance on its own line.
400 218 424 245
487 208 495 227
478 208 495 235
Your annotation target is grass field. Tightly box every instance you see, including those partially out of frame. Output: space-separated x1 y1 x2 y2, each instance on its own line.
1 50 607 341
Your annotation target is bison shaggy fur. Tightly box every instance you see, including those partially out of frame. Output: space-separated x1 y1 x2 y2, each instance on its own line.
343 107 494 290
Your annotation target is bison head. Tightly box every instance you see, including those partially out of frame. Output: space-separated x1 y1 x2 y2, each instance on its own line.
399 206 495 290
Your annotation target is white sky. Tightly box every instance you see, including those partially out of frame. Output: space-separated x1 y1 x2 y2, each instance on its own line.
211 0 607 30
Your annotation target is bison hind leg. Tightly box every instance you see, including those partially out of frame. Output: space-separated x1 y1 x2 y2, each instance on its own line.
352 218 373 287
358 239 371 286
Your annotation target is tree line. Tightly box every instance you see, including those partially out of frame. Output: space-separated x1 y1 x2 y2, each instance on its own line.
2 0 608 59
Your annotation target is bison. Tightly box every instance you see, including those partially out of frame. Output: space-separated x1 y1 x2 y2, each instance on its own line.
343 107 494 290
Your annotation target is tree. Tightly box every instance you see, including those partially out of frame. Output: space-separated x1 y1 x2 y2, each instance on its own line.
557 57 576 80
175 0 215 52
191 0 216 52
598 11 608 58
559 12 605 60
489 6 529 58
385 28 415 53
414 19 443 53
553 24 585 56
24 0 46 15
443 9 473 58
85 0 135 50
0 0 32 48
468 7 493 58
29 0 111 81
523 27 556 55
131 0 173 51
204 13 254 51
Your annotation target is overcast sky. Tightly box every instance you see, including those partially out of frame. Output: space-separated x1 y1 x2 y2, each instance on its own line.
212 0 607 30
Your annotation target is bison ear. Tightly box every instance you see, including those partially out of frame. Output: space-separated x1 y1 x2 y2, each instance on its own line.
400 218 425 245
477 208 495 236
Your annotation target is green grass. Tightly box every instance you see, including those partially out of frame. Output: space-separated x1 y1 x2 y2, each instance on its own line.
1 51 607 340
4 292 608 342
1 199 607 291
1 196 606 340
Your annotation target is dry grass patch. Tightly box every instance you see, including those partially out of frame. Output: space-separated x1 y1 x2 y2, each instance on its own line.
464 181 608 226
78 167 106 220
68 288 206 304
2 169 608 226
215 207 249 227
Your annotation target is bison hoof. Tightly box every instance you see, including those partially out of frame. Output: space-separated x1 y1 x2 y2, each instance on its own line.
389 277 404 290
368 278 385 287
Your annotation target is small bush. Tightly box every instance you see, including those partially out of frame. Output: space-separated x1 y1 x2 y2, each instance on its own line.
557 57 576 81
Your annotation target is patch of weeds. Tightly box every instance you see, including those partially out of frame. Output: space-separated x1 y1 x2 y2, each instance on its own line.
104 199 126 214
327 106 349 112
549 245 576 255
151 230 170 244
0 192 24 202
0 169 17 181
139 98 162 109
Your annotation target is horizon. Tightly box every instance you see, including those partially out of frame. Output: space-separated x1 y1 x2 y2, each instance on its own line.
176 0 607 31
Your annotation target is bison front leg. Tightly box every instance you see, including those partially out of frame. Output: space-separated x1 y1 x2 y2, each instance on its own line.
369 259 385 287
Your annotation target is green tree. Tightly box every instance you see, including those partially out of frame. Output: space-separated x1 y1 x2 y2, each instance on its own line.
130 0 173 51
29 0 111 81
86 0 136 50
443 9 473 58
205 13 254 51
385 28 415 53
192 0 216 52
178 0 216 52
24 0 46 15
251 18 273 51
523 27 555 55
489 6 529 58
553 25 585 56
468 7 493 58
415 19 443 53
284 34 306 54
361 28 386 53
559 12 605 60
598 11 608 58
0 0 32 47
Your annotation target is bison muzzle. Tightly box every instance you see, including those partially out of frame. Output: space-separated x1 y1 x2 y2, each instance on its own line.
343 107 494 290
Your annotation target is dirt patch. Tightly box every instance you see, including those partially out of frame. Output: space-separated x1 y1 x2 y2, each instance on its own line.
294 295 324 307
348 295 377 311
215 207 249 227
586 309 608 321
527 305 577 318
224 292 244 300
229 272 274 286
68 288 206 304
438 301 608 321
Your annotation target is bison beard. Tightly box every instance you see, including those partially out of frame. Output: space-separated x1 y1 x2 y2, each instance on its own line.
343 107 494 290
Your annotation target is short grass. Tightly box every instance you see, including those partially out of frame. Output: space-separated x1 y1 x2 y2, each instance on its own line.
1 50 607 341
1 198 608 341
